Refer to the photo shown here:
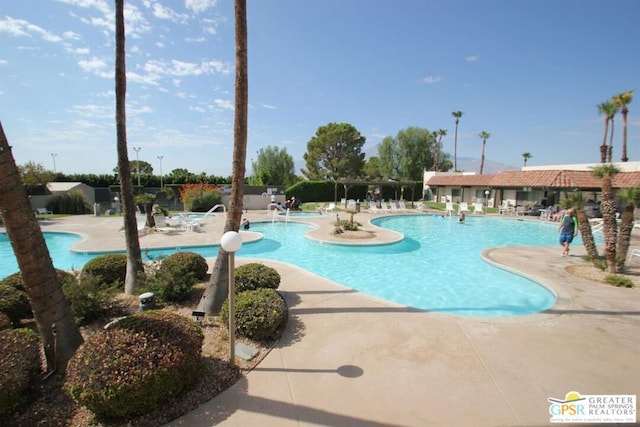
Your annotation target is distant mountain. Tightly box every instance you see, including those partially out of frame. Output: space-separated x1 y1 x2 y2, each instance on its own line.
455 157 518 174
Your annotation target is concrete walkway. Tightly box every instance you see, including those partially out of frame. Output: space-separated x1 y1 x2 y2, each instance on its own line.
31 211 640 426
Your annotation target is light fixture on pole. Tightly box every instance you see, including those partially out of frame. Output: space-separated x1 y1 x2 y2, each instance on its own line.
51 153 58 173
157 155 164 189
484 190 490 207
220 231 243 367
133 147 142 187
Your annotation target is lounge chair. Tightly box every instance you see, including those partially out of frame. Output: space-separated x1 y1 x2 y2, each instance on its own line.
398 200 409 211
325 202 336 213
445 202 454 216
472 203 484 214
36 208 53 218
458 202 470 215
416 203 428 212
380 201 391 212
153 214 178 233
629 248 640 263
369 203 381 213
388 201 400 212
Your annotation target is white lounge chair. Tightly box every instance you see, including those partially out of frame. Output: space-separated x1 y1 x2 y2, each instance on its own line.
388 201 400 212
325 202 336 213
380 201 392 212
628 248 640 263
36 208 53 217
472 203 484 214
445 202 454 216
369 203 381 213
153 214 178 233
458 202 470 215
416 203 428 212
398 200 409 211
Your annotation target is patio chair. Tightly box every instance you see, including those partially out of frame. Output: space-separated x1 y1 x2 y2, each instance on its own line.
472 203 484 214
153 214 178 233
325 202 336 213
458 202 470 215
36 208 53 218
445 202 454 216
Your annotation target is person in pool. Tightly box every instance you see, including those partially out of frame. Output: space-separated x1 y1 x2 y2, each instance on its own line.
241 218 250 230
458 211 466 224
558 208 578 256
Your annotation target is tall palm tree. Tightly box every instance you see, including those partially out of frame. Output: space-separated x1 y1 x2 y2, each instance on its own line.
522 152 532 167
451 111 463 172
478 131 490 174
612 90 634 162
200 0 248 315
592 164 621 273
435 129 447 171
597 101 618 163
115 0 144 294
0 120 83 372
615 187 640 271
564 192 599 262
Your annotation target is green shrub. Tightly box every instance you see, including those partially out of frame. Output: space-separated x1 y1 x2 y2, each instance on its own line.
161 252 208 281
65 311 204 420
139 267 194 304
64 273 120 326
81 254 127 287
234 263 281 293
220 288 287 342
0 273 25 291
0 328 41 416
0 285 31 326
0 313 11 330
604 274 634 288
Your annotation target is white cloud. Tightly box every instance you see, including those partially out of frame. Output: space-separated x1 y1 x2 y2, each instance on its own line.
150 2 189 23
466 54 479 62
422 76 442 84
262 104 277 110
0 17 62 42
78 56 107 73
185 0 217 14
214 99 233 110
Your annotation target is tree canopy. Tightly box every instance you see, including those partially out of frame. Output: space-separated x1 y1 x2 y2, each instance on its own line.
250 145 297 186
302 122 366 180
378 127 442 181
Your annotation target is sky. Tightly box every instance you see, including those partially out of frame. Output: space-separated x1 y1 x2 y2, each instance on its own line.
1 0 639 178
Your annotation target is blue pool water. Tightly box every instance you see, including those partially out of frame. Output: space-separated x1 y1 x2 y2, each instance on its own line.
1 216 566 317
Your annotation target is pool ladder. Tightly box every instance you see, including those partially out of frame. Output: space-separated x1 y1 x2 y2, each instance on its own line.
272 208 290 223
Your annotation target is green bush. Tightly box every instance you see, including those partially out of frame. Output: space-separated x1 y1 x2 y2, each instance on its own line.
0 273 25 291
604 274 634 288
139 268 193 304
65 311 204 421
161 252 208 281
234 263 281 293
0 328 41 416
64 273 120 326
0 285 31 326
81 254 127 287
0 313 11 330
220 288 287 342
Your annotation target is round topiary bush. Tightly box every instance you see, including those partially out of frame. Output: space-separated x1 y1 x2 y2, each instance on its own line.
0 272 25 291
0 313 11 330
0 285 31 326
220 288 287 342
65 310 204 421
160 252 209 281
0 328 41 416
234 263 281 293
81 254 127 288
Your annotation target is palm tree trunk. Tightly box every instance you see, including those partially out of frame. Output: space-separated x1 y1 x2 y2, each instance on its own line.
115 0 144 294
454 119 459 172
480 140 486 175
0 120 83 372
607 118 615 163
600 176 618 273
599 118 609 163
615 203 635 270
575 208 599 261
200 0 248 315
621 108 629 162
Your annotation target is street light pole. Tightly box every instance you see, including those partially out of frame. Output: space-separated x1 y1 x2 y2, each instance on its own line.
51 153 57 173
157 155 164 190
133 147 142 187
220 231 243 367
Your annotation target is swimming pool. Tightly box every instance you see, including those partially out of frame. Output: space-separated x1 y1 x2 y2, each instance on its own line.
1 215 565 317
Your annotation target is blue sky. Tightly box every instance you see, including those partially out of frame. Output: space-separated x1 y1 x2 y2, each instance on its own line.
1 0 639 177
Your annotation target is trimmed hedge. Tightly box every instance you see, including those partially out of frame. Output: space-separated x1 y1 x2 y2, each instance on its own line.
0 328 41 416
0 285 31 326
220 288 287 342
234 263 281 293
65 311 204 420
81 254 127 287
160 252 209 281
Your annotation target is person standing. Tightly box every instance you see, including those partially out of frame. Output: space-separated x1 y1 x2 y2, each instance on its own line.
558 208 578 256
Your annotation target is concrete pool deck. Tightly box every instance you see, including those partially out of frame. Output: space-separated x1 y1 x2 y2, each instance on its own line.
26 211 640 426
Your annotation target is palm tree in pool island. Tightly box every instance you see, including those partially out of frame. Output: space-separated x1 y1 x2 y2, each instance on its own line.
522 152 532 167
597 101 618 163
452 111 463 171
612 90 633 162
478 131 491 174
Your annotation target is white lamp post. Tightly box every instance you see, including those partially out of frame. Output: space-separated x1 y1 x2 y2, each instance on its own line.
51 153 58 173
220 231 243 366
157 155 164 190
484 190 490 207
133 147 142 187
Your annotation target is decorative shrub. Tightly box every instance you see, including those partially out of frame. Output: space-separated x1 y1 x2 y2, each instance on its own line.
161 252 208 281
63 273 120 326
0 272 25 291
234 263 281 293
65 311 204 420
0 328 41 416
0 285 31 326
139 267 194 304
0 313 11 330
179 182 221 212
81 254 127 287
605 274 634 288
220 288 287 342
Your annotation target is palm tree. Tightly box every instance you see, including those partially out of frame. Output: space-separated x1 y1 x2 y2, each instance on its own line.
200 0 248 315
612 90 634 162
451 111 463 172
522 152 532 167
597 101 618 163
435 129 447 171
615 187 640 271
0 120 83 372
564 193 599 262
115 0 144 294
592 164 621 273
478 131 490 174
